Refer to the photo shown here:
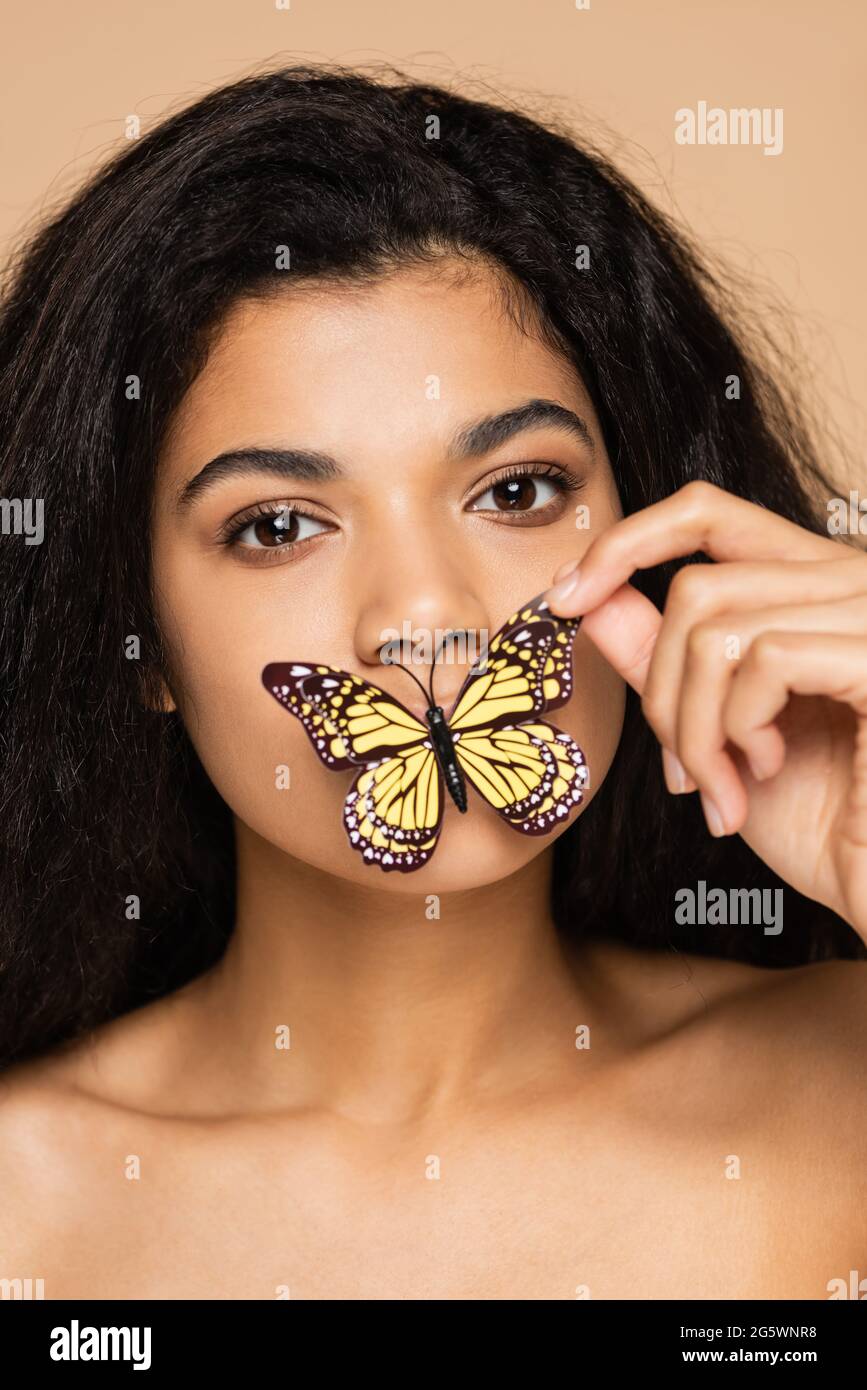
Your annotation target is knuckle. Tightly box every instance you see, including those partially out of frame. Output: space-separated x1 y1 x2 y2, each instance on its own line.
685 620 726 664
667 563 711 611
623 625 660 680
721 703 745 743
747 632 785 668
676 724 723 778
679 479 719 513
677 736 707 775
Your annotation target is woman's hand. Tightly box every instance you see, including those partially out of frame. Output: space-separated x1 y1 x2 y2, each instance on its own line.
544 480 867 941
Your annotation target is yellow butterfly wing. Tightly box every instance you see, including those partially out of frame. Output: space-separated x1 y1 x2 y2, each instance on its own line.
262 662 428 768
262 662 443 873
447 591 579 735
344 744 444 872
445 592 587 832
454 721 588 833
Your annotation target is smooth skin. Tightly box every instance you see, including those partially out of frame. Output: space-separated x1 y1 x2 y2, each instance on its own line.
0 261 865 1301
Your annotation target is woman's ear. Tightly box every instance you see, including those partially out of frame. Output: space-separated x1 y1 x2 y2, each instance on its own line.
140 664 177 714
151 678 177 715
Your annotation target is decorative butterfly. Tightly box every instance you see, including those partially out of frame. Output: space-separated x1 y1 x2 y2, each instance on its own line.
261 589 589 873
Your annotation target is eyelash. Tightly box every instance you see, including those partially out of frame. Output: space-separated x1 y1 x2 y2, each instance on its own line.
469 462 585 514
217 461 585 558
216 501 327 549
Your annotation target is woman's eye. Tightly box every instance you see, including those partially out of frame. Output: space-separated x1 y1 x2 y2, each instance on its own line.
232 508 329 549
469 472 563 514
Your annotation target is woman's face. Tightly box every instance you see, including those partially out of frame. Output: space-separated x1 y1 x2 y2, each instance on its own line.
151 260 626 891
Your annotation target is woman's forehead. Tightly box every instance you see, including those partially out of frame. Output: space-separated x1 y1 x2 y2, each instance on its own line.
157 268 597 488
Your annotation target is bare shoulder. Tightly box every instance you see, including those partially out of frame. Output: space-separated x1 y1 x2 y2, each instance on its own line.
0 965 214 1119
582 931 867 1046
0 984 205 1267
689 948 867 1249
0 1043 101 1272
707 949 867 1123
686 944 867 1058
581 932 867 1134
579 936 867 1286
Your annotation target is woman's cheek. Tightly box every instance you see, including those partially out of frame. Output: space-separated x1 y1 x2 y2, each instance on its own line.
553 630 626 802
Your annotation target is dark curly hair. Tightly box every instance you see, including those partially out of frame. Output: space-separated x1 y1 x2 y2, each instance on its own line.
0 60 860 1072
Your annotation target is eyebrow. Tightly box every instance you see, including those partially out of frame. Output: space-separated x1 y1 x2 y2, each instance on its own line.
175 397 595 510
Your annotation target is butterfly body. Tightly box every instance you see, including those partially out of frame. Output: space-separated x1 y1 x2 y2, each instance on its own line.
262 590 589 873
424 704 468 812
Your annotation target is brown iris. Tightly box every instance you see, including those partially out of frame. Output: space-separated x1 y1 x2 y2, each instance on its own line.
492 477 540 511
252 508 298 546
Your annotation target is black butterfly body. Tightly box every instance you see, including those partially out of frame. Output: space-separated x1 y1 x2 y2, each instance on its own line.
425 703 468 812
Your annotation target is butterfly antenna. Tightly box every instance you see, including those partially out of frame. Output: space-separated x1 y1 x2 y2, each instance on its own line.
382 649 435 709
383 629 466 710
430 628 467 707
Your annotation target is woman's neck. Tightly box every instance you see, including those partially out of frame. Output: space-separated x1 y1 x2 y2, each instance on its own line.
186 819 607 1124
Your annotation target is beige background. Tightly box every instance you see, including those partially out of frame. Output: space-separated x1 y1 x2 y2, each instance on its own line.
1 0 863 472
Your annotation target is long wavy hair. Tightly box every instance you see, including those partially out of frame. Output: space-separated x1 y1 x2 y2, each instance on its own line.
0 61 860 1071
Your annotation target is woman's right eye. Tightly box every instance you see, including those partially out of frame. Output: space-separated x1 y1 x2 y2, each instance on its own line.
228 506 330 549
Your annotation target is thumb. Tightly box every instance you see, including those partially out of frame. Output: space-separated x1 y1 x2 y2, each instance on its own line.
580 581 662 695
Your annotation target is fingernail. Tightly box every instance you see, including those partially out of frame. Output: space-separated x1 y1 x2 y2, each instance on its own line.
745 745 778 782
746 750 770 781
700 792 726 837
546 568 582 607
661 746 687 793
552 558 580 584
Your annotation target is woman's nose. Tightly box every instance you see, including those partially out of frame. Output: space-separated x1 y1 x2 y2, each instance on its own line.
355 589 491 719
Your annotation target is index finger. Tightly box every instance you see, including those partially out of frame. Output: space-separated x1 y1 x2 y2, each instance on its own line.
545 480 840 616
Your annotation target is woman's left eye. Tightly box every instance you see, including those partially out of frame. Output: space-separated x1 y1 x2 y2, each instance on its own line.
468 466 582 517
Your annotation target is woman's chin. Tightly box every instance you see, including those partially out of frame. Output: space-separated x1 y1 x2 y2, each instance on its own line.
242 793 582 895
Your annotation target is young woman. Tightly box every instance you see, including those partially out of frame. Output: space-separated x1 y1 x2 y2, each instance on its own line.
1 63 864 1301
